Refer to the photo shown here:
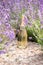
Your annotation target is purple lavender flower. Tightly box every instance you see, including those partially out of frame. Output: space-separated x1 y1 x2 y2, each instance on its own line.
5 22 11 29
28 0 32 2
16 0 20 2
4 30 9 36
0 37 3 42
4 30 15 40
24 16 28 25
39 0 43 5
40 21 43 24
0 50 6 54
9 30 15 40
0 21 2 25
22 15 28 26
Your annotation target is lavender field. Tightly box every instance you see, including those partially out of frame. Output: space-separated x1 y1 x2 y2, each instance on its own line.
0 0 43 65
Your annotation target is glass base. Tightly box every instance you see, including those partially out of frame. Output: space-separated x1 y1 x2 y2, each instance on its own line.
17 41 27 49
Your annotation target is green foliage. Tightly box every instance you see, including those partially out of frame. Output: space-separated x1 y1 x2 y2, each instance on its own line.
37 29 43 45
26 26 37 42
32 20 43 45
26 19 43 46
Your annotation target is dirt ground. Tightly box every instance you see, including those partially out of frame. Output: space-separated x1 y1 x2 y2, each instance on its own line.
0 41 43 65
